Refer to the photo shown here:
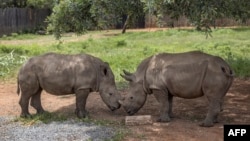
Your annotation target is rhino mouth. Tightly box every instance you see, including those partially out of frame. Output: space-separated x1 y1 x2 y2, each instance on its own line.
109 104 121 111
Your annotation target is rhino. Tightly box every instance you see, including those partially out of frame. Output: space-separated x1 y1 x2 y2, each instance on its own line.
120 51 234 127
17 52 121 118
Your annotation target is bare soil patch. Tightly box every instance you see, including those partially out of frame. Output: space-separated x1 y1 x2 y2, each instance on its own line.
0 78 249 141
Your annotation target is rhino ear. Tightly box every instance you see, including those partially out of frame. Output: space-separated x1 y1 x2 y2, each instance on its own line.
100 64 109 76
104 62 109 66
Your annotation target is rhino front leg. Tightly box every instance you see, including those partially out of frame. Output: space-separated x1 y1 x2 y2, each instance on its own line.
153 90 171 122
75 89 90 118
30 89 45 114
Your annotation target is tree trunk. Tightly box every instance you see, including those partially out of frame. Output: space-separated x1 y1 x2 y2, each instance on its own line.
122 14 130 34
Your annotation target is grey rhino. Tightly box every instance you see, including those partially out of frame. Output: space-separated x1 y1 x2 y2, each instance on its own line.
120 51 234 127
17 52 121 118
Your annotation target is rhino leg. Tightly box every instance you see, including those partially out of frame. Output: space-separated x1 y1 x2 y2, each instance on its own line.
30 89 45 114
19 94 32 118
75 89 90 118
168 94 174 118
153 90 171 122
213 101 224 123
200 98 222 127
19 74 41 118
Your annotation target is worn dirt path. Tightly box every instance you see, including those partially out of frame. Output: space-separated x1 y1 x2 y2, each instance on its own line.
0 78 249 141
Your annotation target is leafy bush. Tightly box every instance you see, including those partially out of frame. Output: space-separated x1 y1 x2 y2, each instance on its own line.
0 51 27 77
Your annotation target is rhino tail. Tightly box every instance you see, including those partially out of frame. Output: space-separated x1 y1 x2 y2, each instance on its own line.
17 77 20 95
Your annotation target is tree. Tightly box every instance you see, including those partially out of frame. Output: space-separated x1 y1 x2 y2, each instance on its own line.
117 0 144 33
27 0 56 8
47 0 250 38
47 0 95 39
0 0 55 8
142 0 250 35
90 0 144 33
0 0 27 8
47 0 145 38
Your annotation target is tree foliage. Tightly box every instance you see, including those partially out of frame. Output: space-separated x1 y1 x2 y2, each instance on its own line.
27 0 55 8
143 0 250 34
47 0 95 39
47 0 145 38
0 0 27 8
0 0 55 8
47 0 250 38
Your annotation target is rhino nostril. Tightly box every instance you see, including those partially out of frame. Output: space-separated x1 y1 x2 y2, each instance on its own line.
127 110 134 115
110 106 115 111
117 104 121 109
110 106 118 111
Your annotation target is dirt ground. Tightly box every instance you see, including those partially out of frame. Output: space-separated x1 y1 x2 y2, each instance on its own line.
0 78 249 141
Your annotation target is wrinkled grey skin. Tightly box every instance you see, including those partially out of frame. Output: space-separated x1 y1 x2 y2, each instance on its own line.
17 53 121 118
120 51 234 127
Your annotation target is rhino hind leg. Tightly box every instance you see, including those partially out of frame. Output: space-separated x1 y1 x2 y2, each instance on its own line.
212 101 224 123
200 99 222 127
75 89 90 118
30 89 45 114
19 95 32 118
19 86 35 118
18 74 41 118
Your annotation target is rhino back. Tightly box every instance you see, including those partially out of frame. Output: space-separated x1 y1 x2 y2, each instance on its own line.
19 53 99 95
133 56 153 82
145 51 232 98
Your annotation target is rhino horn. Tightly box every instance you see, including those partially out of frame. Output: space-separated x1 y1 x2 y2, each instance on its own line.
123 70 133 76
121 73 135 82
118 100 124 105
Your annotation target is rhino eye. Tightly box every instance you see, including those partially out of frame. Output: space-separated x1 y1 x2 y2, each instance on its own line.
130 96 133 100
109 93 113 96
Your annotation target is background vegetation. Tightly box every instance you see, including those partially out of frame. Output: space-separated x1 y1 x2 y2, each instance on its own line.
1 27 250 84
2 1 249 38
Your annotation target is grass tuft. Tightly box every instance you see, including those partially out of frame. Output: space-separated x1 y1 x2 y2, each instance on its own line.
14 112 68 125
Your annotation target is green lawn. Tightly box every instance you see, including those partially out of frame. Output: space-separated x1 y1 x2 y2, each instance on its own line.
1 27 250 84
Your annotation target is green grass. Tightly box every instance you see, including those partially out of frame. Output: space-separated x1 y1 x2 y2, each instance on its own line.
14 112 68 125
1 27 250 83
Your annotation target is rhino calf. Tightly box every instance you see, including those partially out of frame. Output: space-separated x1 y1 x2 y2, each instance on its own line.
17 53 121 118
120 51 234 127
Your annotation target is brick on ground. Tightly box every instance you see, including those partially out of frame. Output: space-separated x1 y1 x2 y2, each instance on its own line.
125 115 153 125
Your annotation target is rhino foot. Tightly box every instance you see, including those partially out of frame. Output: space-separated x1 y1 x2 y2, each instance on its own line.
213 119 219 123
157 116 171 122
75 109 89 118
169 113 174 118
36 109 46 114
199 121 214 127
20 113 32 118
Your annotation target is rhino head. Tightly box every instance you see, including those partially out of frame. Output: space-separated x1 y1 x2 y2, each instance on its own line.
98 63 121 111
119 70 148 115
